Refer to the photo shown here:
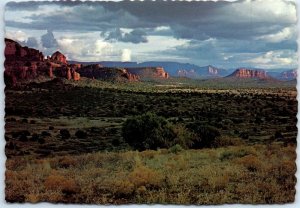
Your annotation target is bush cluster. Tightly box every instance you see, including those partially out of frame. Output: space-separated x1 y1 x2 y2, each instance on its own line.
122 113 221 151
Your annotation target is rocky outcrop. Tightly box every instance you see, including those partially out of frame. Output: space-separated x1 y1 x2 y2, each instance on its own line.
4 38 45 86
126 67 169 79
48 67 54 78
4 38 81 86
156 67 169 78
73 71 80 81
228 68 268 79
5 38 44 62
5 38 177 85
67 67 72 80
50 51 67 64
78 64 139 81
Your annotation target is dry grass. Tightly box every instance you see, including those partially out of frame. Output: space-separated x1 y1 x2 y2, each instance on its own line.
5 143 296 204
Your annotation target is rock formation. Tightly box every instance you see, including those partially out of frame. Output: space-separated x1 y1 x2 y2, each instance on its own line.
5 38 44 62
4 38 80 86
229 68 268 79
78 64 139 81
73 71 81 81
50 51 67 64
126 67 169 79
4 38 176 86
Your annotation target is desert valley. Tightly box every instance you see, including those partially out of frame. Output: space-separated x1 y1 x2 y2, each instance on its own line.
4 38 297 204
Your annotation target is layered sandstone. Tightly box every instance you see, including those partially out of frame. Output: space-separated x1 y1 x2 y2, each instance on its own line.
229 68 268 79
4 38 80 86
5 38 44 62
126 67 169 79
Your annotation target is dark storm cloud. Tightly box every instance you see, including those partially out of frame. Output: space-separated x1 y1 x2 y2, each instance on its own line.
162 36 297 68
102 28 148 44
5 0 296 40
25 37 38 48
41 30 58 48
5 3 152 32
17 37 39 48
5 0 297 68
123 29 148 43
5 1 43 11
5 1 82 10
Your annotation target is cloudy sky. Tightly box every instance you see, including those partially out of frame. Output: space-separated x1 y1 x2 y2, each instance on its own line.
4 0 298 69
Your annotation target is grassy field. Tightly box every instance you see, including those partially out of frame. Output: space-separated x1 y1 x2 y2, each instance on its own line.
4 78 297 204
6 143 296 204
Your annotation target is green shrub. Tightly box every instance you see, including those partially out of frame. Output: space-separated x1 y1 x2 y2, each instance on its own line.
122 113 175 151
168 144 184 154
186 123 221 148
171 123 195 149
213 136 245 147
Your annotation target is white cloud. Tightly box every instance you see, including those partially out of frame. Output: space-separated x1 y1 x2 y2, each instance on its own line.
245 50 297 68
256 27 296 42
227 0 297 24
121 49 131 62
57 37 116 61
154 26 171 31
6 30 28 42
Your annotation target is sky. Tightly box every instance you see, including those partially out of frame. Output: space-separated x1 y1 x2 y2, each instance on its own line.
4 0 298 70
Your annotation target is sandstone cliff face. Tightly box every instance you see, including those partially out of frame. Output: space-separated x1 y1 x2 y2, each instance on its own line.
126 67 169 79
229 68 268 79
4 38 80 86
4 39 45 86
5 38 44 62
5 38 172 85
155 67 169 78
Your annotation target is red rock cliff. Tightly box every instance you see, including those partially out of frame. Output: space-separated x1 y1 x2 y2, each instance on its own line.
50 51 67 64
229 68 268 79
5 38 44 62
4 38 80 86
126 67 169 79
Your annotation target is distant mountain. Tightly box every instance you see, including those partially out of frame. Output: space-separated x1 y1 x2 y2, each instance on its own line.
99 61 138 68
70 60 229 78
177 65 228 78
267 70 297 81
